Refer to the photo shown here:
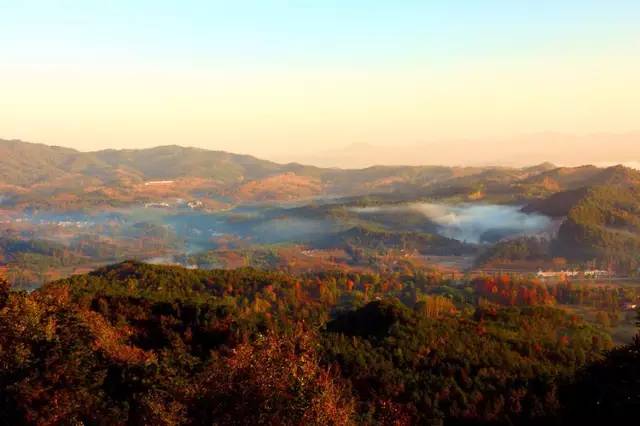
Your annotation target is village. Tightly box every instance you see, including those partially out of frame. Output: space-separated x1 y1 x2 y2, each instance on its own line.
536 269 612 280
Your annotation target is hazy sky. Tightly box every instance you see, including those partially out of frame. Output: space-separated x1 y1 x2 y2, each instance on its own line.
2 1 639 165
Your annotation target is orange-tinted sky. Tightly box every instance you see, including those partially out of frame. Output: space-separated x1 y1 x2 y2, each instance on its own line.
2 1 639 166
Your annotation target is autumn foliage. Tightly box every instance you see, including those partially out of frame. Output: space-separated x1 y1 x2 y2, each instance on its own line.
0 262 633 425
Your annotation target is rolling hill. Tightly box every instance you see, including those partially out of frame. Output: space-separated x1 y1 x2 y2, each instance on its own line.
2 138 639 219
0 139 530 207
522 166 640 268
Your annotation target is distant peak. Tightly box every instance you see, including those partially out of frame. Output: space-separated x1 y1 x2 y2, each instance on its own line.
525 162 557 171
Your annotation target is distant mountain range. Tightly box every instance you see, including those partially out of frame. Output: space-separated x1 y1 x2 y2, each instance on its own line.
0 139 300 187
1 138 639 214
275 133 640 168
0 138 547 208
3 137 640 269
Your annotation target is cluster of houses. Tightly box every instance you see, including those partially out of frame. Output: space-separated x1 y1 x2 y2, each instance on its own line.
144 202 171 208
144 199 204 210
1 217 95 228
536 269 611 279
143 180 175 186
187 200 204 209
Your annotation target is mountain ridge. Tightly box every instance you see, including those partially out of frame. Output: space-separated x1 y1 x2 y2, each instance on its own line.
0 138 636 210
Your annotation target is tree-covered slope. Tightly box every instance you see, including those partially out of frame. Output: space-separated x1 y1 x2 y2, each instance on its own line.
0 261 627 425
552 184 640 268
2 138 629 208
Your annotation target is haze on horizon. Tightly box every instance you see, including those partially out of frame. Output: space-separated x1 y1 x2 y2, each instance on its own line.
2 1 639 167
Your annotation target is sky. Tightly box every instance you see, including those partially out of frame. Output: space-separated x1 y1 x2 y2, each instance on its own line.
1 1 640 166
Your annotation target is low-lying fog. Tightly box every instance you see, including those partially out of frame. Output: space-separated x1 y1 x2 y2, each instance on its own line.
352 203 553 244
14 202 554 265
17 206 343 253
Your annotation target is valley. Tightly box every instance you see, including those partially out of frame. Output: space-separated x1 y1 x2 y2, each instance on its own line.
3 139 640 291
4 141 640 366
4 3 640 423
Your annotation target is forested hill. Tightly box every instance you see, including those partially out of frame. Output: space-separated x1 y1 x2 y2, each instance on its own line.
0 139 292 186
554 184 640 268
524 165 640 217
521 167 640 268
0 261 637 424
0 138 478 188
3 138 639 209
0 139 496 206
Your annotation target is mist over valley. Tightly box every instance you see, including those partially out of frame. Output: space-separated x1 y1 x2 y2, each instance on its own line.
3 138 640 289
351 202 553 244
